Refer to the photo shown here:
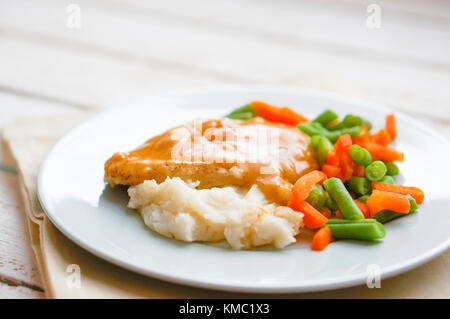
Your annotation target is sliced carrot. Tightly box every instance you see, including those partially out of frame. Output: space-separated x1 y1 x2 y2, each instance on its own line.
340 155 354 181
354 165 365 177
354 199 370 218
320 207 332 219
279 106 309 125
321 164 342 179
250 100 281 123
366 190 411 216
353 125 370 147
292 170 327 201
334 134 352 157
311 226 333 251
326 151 340 166
366 143 404 162
329 134 354 182
386 113 397 140
372 129 391 146
372 182 425 204
335 211 342 219
250 101 308 125
288 197 328 229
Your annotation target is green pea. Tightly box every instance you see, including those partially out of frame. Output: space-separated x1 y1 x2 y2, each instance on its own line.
365 161 387 182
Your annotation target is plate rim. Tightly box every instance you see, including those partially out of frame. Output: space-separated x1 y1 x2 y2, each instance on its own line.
37 85 450 293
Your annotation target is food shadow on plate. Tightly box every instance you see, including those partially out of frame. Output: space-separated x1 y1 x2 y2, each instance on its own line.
393 172 405 185
99 185 188 249
298 228 381 248
99 185 383 252
99 184 289 252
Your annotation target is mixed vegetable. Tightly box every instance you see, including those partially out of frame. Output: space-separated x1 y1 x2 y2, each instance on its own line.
226 100 425 251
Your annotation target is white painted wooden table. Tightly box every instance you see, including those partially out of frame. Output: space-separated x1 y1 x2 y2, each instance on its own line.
0 0 449 298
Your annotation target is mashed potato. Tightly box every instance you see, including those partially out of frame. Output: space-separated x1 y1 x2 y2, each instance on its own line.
128 177 303 249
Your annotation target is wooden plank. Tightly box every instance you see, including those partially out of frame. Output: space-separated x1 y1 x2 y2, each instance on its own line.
0 282 44 299
0 0 449 120
103 0 450 66
3 0 449 66
0 92 68 127
0 91 70 167
0 36 223 108
0 93 73 296
0 171 43 289
341 0 450 20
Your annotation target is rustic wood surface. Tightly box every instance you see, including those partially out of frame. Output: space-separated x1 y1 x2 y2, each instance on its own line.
0 0 449 297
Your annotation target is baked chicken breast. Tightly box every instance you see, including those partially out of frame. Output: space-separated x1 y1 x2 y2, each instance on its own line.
105 117 318 204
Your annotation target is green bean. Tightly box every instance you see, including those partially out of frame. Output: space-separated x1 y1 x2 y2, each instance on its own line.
328 121 346 131
297 122 323 136
343 114 362 127
341 126 364 137
348 145 372 166
225 104 257 118
373 195 418 224
345 176 372 196
326 219 386 240
226 111 254 120
407 195 419 213
384 161 400 176
327 218 380 225
311 121 328 132
311 135 321 149
357 195 370 204
379 175 395 184
365 160 387 182
313 109 338 126
324 126 363 143
373 211 403 223
323 178 365 220
306 184 326 210
362 118 373 131
299 121 362 143
326 196 338 212
317 137 333 165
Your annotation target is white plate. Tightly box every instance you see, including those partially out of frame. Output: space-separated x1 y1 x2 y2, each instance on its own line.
38 86 450 293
